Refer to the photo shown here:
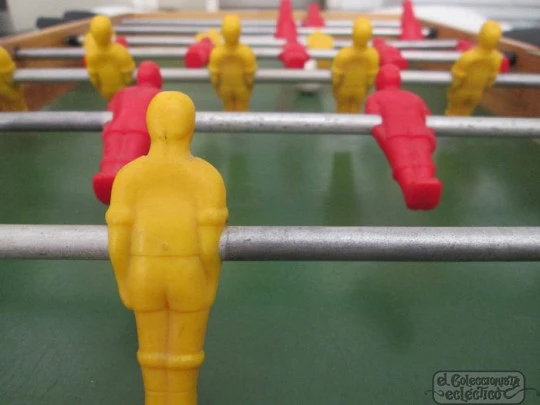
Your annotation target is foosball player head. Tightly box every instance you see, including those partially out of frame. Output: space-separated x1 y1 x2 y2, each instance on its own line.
372 37 408 70
306 30 333 69
302 3 325 28
90 15 114 47
275 0 297 40
400 0 423 40
279 40 310 69
136 60 163 88
185 38 214 68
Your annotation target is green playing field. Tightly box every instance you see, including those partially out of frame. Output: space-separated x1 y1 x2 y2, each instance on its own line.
1 75 539 404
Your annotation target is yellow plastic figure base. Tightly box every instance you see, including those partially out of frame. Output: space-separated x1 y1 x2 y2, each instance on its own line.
306 30 334 69
208 14 257 112
445 20 503 117
106 91 228 405
85 15 136 101
331 17 379 114
0 47 28 111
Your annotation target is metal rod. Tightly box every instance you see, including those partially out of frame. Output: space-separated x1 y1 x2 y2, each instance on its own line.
72 35 458 49
2 112 540 138
0 111 111 131
15 47 465 64
0 225 539 262
113 25 431 38
13 68 540 88
116 23 423 37
120 18 402 28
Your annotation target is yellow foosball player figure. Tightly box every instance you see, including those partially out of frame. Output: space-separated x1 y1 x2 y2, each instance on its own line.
85 15 136 101
0 47 27 111
83 31 97 54
331 17 379 114
306 30 334 69
208 14 257 112
196 28 223 46
106 91 228 405
445 20 503 117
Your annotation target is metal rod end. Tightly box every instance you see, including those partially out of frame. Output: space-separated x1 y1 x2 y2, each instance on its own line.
64 35 81 46
426 27 438 39
504 51 518 66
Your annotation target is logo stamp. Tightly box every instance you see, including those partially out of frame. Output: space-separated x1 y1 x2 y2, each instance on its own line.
431 371 526 404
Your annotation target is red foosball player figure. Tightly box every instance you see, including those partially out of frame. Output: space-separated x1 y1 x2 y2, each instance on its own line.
279 39 310 69
372 37 408 70
185 29 222 68
106 91 228 405
93 61 163 205
455 39 472 52
302 3 325 28
400 0 423 40
115 35 128 48
185 38 215 68
365 64 442 210
275 0 297 41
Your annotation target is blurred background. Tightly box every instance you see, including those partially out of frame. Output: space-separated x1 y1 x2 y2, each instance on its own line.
2 0 539 34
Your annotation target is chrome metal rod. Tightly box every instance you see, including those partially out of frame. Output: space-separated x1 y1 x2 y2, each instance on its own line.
73 35 457 49
0 225 539 261
13 68 540 88
114 25 431 38
0 111 111 131
16 47 464 64
1 112 540 138
119 18 402 28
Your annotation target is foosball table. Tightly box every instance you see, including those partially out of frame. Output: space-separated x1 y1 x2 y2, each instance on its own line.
1 2 540 404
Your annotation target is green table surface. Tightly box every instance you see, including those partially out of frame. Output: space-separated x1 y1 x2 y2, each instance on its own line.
1 70 540 404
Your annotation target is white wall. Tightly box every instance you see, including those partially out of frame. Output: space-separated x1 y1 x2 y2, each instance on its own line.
335 0 393 11
158 0 312 9
335 0 540 24
218 0 310 8
8 0 219 31
413 0 540 23
8 0 131 31
153 0 208 10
